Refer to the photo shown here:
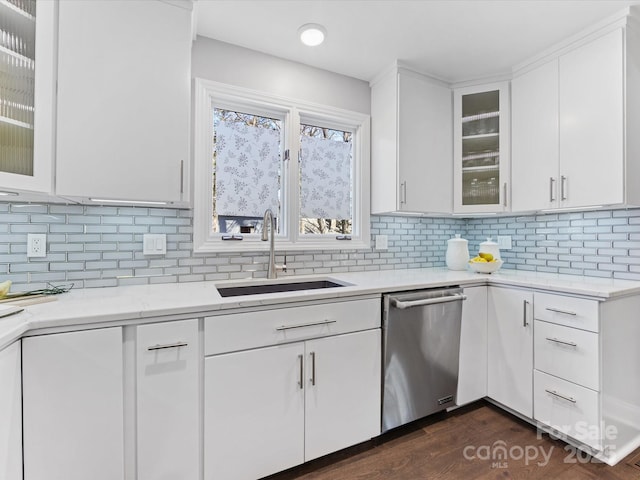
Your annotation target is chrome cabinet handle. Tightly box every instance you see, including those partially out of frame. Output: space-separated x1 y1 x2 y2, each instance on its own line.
180 160 184 194
503 183 507 207
523 299 529 327
545 307 577 316
310 351 316 386
276 320 336 331
560 175 567 200
545 389 576 404
549 177 556 202
546 337 578 347
298 354 304 389
147 342 188 351
400 181 407 205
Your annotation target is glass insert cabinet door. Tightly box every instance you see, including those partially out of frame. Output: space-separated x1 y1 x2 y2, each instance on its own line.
0 0 54 193
453 82 510 213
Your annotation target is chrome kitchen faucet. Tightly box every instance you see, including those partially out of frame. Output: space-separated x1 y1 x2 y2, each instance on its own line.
261 209 286 279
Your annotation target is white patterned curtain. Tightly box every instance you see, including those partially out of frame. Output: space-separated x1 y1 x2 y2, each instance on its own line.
300 136 352 219
214 120 280 217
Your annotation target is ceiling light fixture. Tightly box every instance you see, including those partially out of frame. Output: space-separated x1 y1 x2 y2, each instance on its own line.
298 23 326 46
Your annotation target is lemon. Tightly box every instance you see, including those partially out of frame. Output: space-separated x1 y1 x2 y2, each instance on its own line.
0 280 11 299
479 252 494 261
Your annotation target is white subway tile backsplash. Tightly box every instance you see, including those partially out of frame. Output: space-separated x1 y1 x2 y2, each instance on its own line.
1 203 640 291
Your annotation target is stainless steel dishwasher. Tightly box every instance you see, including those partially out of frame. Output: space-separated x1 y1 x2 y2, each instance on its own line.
382 286 466 432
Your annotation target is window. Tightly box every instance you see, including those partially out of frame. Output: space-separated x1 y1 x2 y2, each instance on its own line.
194 80 370 252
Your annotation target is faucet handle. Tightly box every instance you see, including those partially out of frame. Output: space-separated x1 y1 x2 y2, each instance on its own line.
277 255 287 273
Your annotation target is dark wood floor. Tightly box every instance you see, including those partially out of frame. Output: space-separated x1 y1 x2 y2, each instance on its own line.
267 401 640 479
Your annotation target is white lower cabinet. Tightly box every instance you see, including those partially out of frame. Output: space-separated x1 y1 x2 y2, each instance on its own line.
0 341 22 480
22 327 124 480
487 287 533 418
457 286 488 405
205 342 305 480
136 319 200 480
304 330 381 461
204 298 381 480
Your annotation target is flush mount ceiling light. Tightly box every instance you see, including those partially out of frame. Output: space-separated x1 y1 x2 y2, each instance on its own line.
298 23 326 46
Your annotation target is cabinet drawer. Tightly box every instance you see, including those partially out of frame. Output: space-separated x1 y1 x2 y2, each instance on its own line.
205 298 381 355
534 292 599 332
534 320 599 390
534 370 600 450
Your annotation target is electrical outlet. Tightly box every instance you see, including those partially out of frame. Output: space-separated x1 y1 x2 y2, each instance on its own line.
27 233 47 258
375 234 388 250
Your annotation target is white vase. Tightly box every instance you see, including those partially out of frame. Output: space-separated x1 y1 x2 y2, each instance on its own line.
446 234 469 271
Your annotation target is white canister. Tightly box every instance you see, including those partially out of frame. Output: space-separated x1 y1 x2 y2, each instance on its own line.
479 237 501 260
446 234 470 271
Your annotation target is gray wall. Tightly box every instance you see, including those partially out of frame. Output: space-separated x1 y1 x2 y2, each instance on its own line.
191 37 371 114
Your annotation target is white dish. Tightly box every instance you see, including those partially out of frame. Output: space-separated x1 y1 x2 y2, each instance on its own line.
468 259 503 274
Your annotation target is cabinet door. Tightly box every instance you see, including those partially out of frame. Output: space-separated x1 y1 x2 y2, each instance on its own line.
454 82 510 213
56 0 191 204
398 73 452 213
204 343 305 480
137 319 199 480
23 328 124 480
559 28 624 208
0 0 55 193
304 329 381 461
457 286 488 405
487 287 533 418
511 60 559 212
0 341 22 480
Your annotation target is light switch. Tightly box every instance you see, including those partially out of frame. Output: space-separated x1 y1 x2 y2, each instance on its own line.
143 234 166 255
497 235 512 250
375 234 388 250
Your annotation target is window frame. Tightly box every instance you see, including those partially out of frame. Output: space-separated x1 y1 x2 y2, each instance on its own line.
193 79 371 253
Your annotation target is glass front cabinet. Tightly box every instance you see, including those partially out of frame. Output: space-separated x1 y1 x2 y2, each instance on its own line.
453 82 510 213
0 0 55 194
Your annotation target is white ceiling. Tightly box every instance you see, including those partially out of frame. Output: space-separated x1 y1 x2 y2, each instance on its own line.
195 0 640 84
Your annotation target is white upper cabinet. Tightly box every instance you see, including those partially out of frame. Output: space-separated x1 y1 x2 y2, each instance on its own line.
512 10 640 212
559 28 624 208
511 59 559 212
453 82 510 213
371 66 452 214
0 0 55 194
55 0 192 206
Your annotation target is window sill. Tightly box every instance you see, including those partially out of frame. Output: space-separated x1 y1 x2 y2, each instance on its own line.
193 238 371 254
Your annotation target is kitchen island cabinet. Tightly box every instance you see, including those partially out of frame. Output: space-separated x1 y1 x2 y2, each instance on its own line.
487 286 533 418
0 340 22 480
55 0 192 206
22 327 124 480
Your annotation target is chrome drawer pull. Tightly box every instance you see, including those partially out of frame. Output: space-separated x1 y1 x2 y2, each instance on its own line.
298 354 304 389
545 389 576 404
545 307 577 316
147 342 188 351
546 337 577 347
276 320 336 331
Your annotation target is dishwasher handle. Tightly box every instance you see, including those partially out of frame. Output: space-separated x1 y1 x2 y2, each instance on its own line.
391 293 467 310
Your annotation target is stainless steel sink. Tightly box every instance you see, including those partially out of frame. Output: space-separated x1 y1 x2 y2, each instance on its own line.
216 279 347 297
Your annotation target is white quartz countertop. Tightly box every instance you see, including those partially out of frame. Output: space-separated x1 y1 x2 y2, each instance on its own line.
2 267 640 349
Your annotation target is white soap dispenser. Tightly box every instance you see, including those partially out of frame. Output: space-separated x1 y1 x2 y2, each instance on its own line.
446 234 470 271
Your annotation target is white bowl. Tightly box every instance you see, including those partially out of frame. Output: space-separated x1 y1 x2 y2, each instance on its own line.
468 259 503 274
